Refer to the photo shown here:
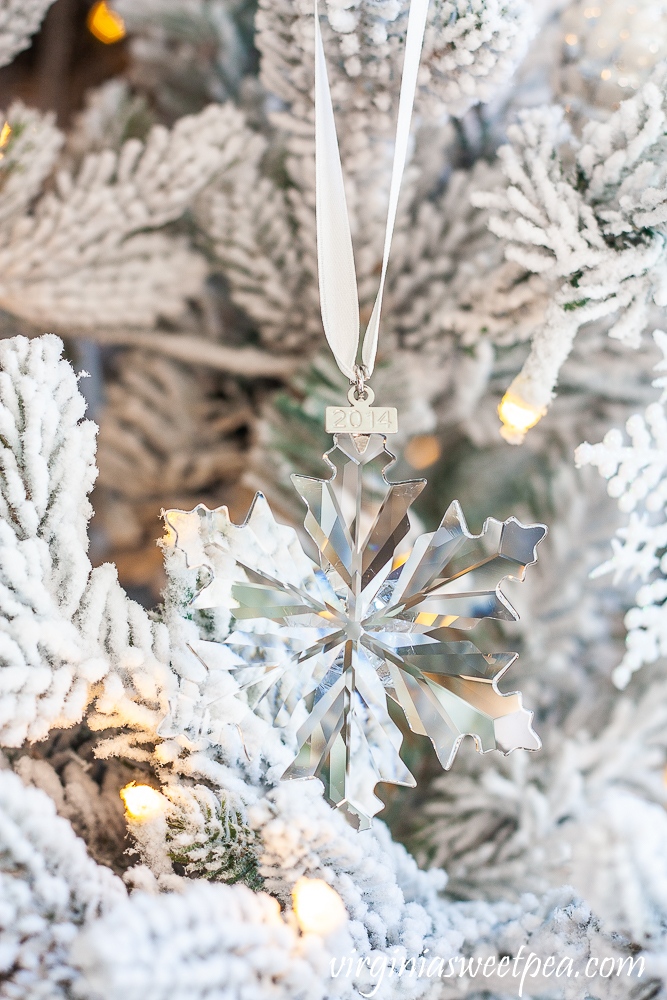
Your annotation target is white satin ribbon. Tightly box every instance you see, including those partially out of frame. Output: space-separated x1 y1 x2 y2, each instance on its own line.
314 0 430 382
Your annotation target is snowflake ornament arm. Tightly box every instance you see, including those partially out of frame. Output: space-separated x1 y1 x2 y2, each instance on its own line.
166 432 546 829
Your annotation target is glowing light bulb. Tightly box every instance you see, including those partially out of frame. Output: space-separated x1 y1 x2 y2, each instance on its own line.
292 877 347 935
87 1 126 44
0 122 11 161
120 782 165 820
565 33 578 44
498 392 545 445
404 434 441 470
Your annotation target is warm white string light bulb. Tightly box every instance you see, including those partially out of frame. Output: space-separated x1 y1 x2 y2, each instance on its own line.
498 391 546 444
120 782 166 821
292 877 347 936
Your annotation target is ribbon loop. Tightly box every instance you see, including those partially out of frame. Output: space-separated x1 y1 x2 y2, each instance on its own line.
314 0 430 381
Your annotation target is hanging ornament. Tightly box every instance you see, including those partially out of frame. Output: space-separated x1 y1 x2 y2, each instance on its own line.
162 0 548 829
165 436 545 829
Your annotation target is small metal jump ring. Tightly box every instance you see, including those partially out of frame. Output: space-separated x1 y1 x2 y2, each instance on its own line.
352 364 369 401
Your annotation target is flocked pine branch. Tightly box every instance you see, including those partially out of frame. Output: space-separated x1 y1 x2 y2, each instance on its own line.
474 63 667 442
112 0 254 117
0 0 56 68
0 334 179 744
0 768 125 998
94 348 253 554
322 0 535 119
0 100 249 330
576 330 667 688
0 334 103 744
71 880 330 1000
412 676 667 942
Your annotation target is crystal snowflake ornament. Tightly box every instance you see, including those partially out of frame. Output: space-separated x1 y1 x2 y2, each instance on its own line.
165 431 546 829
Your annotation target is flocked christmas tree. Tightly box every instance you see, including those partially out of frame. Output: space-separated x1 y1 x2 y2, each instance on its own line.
2 0 667 996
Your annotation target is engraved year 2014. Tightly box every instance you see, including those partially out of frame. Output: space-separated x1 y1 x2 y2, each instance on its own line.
324 404 398 434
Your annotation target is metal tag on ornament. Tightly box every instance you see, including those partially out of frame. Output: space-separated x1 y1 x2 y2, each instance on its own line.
325 385 398 434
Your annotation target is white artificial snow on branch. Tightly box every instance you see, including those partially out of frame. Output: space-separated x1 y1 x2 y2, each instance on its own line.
196 117 322 352
474 64 667 440
0 101 249 330
416 678 667 939
0 335 103 744
322 0 534 118
112 0 250 112
0 335 177 744
419 0 535 119
576 331 667 686
0 768 124 999
72 881 330 1000
0 103 64 225
71 790 641 1000
0 0 56 68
